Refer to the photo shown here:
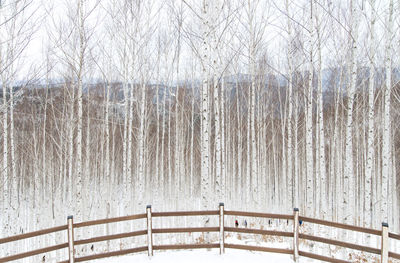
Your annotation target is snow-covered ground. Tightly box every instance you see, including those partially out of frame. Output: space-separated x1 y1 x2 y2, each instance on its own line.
91 249 313 263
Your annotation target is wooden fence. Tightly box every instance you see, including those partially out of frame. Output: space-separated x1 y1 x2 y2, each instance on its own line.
0 204 399 263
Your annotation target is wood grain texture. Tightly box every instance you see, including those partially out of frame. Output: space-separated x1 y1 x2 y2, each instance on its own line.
74 214 146 228
299 233 381 254
224 243 292 254
152 227 219 233
0 243 68 262
299 250 351 263
298 216 381 235
389 232 400 241
0 225 67 244
74 247 148 262
389 251 400 259
152 210 219 217
153 244 220 250
74 230 147 245
224 227 293 237
225 211 292 220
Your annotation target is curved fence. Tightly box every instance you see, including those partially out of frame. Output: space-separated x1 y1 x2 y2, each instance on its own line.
0 204 399 263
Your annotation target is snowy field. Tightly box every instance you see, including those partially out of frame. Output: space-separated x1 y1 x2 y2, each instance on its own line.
91 249 315 263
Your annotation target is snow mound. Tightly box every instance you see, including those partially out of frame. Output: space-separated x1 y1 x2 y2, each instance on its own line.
91 249 315 263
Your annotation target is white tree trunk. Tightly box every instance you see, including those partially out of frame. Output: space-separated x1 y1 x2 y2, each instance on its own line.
104 83 110 206
381 0 393 224
155 82 160 204
67 85 75 214
2 79 9 238
343 0 358 225
220 77 226 201
175 84 181 198
138 83 146 206
75 0 85 220
315 6 327 220
201 0 211 219
306 0 314 217
236 80 243 207
161 79 166 200
365 0 376 233
127 80 134 203
285 0 294 209
190 83 195 197
122 57 129 211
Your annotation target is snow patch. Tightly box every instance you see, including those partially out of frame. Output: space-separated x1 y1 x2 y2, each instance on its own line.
91 249 309 263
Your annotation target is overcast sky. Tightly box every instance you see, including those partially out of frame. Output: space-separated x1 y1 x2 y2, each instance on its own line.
3 0 394 84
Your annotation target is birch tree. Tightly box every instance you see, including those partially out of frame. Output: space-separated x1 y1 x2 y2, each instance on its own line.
1 0 37 239
285 0 294 209
314 1 327 220
381 0 393 224
343 0 359 225
306 0 314 217
200 0 211 218
364 0 375 232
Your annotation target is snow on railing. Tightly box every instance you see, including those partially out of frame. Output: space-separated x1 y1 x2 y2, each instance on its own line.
0 204 399 263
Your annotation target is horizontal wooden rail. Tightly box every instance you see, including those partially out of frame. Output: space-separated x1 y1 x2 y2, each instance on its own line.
0 243 68 263
389 232 400 241
0 225 67 244
73 246 148 262
2 206 398 263
299 233 381 255
299 250 351 263
74 213 146 228
225 210 292 220
225 243 293 255
152 227 219 234
298 216 381 235
225 227 293 237
152 210 218 217
74 230 147 245
153 243 219 250
389 251 400 259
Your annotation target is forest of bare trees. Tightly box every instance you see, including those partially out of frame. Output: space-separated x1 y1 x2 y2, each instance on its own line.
1 0 400 258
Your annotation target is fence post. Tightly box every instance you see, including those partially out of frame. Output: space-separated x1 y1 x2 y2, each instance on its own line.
147 205 153 257
293 208 299 262
67 216 75 263
219 203 225 254
381 222 388 263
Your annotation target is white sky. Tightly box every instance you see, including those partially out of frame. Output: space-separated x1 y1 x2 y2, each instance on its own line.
4 0 395 83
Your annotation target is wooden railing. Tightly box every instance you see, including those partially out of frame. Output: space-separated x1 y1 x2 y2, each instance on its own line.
0 204 399 263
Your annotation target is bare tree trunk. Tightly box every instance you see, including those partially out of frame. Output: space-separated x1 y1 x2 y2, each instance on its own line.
127 80 134 203
220 77 226 201
2 77 9 238
175 84 181 199
138 83 146 206
67 84 75 214
75 0 86 220
285 0 294 209
306 0 314 218
201 0 211 221
236 80 243 207
365 0 376 235
381 0 393 224
161 78 166 200
343 0 359 225
122 54 129 212
190 82 195 197
315 6 327 220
